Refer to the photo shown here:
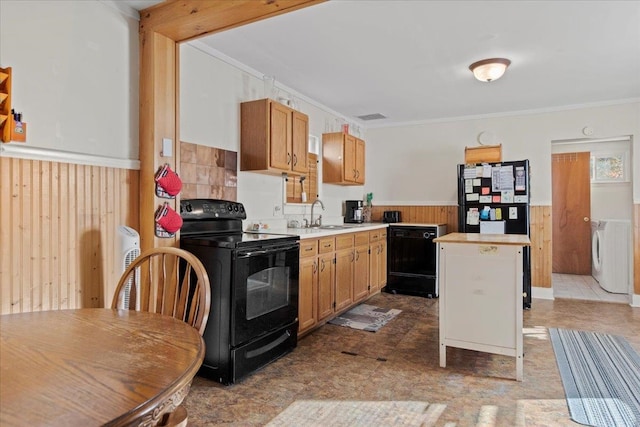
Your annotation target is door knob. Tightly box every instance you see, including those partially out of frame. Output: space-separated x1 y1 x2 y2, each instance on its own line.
584 217 589 222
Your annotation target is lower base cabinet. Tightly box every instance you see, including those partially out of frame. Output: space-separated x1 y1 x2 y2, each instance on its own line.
317 252 335 322
298 256 318 332
298 227 387 336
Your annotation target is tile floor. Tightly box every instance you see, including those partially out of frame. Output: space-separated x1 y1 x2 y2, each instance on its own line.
552 273 629 304
183 292 639 426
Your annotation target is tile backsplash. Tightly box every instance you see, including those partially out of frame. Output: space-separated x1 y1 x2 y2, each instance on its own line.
180 141 237 201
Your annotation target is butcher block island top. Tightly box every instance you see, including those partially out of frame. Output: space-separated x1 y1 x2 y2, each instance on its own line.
435 232 531 246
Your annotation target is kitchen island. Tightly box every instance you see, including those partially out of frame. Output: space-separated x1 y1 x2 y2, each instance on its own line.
434 232 531 381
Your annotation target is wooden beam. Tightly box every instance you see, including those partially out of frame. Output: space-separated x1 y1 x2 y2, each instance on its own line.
138 0 324 250
140 0 326 43
139 30 177 250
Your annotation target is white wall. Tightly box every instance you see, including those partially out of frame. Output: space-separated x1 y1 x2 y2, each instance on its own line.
0 0 139 160
180 43 366 224
3 0 637 224
365 103 639 207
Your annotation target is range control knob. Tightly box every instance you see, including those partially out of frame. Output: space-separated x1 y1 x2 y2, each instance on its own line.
233 204 239 212
227 204 233 212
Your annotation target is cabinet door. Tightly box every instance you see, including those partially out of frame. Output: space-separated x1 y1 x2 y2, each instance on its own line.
369 242 381 293
353 244 369 301
291 111 309 174
317 253 335 321
379 240 387 287
269 102 292 171
298 257 318 333
343 134 357 183
355 137 365 184
334 248 354 311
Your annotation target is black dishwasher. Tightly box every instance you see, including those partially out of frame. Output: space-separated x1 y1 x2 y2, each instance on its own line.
386 224 447 298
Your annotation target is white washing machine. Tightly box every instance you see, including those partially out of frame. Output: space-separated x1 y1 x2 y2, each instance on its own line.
591 221 603 283
591 219 630 294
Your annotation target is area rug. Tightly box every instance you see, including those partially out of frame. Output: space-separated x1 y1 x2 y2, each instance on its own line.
549 328 640 427
266 400 446 427
328 304 401 332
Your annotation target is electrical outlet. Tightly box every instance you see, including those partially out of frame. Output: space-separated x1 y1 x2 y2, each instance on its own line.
273 205 282 216
509 207 518 220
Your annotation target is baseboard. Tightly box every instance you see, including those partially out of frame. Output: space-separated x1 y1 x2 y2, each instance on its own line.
631 294 640 308
532 286 555 300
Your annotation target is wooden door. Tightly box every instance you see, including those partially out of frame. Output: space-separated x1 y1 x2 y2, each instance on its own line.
355 138 365 184
269 102 292 171
298 257 317 333
317 253 335 321
334 248 354 311
291 111 309 174
344 134 357 182
552 152 591 274
353 245 369 301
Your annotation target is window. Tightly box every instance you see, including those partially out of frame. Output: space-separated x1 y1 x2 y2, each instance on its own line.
590 151 629 183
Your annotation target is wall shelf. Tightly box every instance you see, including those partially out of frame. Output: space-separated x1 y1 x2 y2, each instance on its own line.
0 67 11 143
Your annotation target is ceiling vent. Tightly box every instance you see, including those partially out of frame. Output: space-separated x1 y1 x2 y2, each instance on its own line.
356 113 387 121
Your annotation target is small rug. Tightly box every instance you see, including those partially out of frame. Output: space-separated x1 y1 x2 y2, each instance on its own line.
549 328 640 427
266 400 446 427
328 304 401 332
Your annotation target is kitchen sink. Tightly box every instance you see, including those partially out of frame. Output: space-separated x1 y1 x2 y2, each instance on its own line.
317 225 354 230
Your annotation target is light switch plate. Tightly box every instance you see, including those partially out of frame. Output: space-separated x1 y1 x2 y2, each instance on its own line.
161 138 172 157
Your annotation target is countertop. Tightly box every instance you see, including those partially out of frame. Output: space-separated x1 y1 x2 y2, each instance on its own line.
434 232 531 246
249 223 388 240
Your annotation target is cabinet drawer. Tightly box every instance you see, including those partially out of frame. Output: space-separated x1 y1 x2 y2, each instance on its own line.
335 233 354 250
299 240 318 258
354 232 369 247
369 230 382 242
379 229 388 239
318 237 335 253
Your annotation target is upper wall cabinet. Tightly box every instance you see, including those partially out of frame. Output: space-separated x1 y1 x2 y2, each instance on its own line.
322 132 365 185
240 98 309 176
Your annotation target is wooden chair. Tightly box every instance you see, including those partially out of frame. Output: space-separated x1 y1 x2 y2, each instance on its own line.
111 246 211 336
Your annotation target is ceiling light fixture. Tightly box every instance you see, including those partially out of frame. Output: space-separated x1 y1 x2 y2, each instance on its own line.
469 58 511 82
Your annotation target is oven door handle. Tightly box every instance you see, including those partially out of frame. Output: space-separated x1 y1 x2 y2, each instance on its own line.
237 244 299 258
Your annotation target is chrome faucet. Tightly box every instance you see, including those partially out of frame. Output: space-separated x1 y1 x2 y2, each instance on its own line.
310 199 325 227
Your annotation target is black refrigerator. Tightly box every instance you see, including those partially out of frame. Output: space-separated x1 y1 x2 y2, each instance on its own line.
457 159 532 309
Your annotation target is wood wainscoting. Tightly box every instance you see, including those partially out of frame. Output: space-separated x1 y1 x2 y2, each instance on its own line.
371 205 553 289
0 157 139 314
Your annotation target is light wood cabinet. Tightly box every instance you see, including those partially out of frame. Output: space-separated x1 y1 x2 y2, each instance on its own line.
317 252 335 321
322 132 365 185
240 98 309 176
298 240 319 334
297 227 387 336
353 244 370 302
369 229 387 294
334 248 354 311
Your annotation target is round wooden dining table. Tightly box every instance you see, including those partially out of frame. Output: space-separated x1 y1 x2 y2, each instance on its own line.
0 308 204 427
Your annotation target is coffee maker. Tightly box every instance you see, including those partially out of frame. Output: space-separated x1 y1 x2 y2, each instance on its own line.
344 200 364 223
